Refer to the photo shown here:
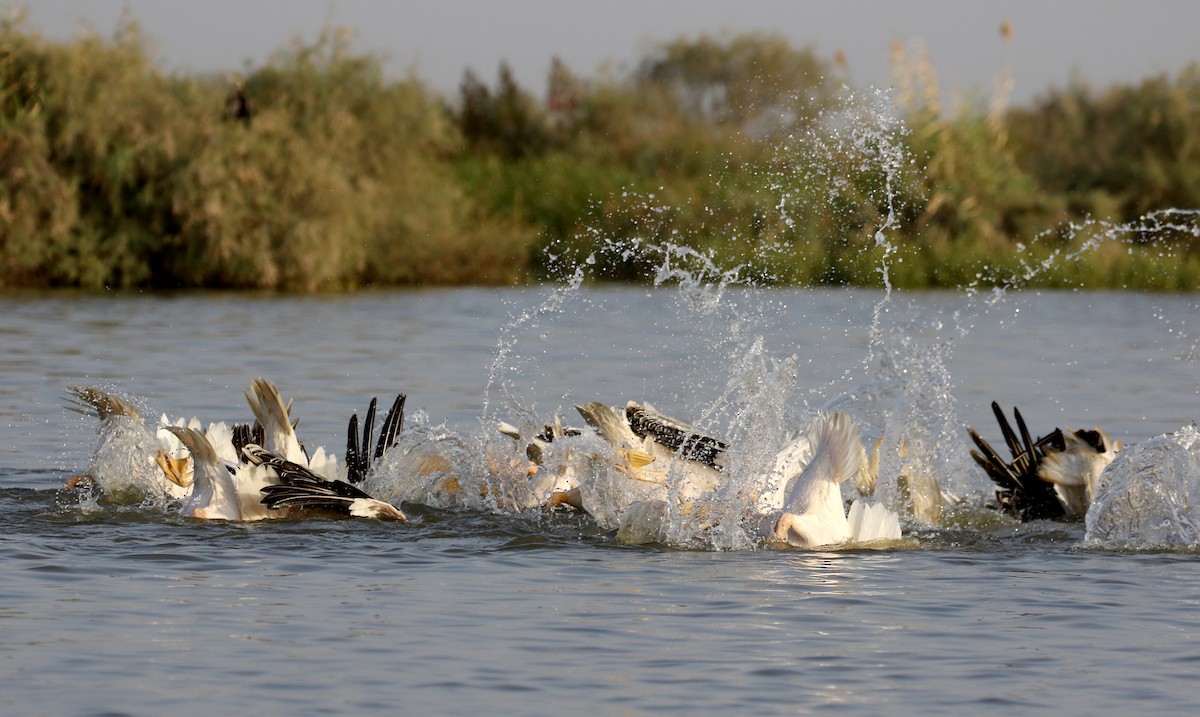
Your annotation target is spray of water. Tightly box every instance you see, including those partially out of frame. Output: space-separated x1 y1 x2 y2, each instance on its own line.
468 86 948 548
53 84 1200 550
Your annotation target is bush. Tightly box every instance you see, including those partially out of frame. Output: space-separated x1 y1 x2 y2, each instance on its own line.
5 13 1200 292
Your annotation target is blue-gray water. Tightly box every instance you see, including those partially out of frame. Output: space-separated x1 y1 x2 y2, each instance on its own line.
3 287 1200 716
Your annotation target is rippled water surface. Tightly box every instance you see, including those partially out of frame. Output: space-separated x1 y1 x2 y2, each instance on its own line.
3 288 1200 716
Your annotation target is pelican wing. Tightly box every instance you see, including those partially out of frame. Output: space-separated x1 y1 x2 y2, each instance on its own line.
244 379 306 463
347 393 407 484
783 411 862 513
575 402 639 448
164 426 242 520
968 402 1068 521
245 445 405 520
624 402 727 469
66 385 141 422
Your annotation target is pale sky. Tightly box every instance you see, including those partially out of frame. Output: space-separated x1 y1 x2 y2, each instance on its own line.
23 1 1200 107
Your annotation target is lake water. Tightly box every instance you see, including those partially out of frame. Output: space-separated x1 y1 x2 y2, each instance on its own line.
3 286 1200 716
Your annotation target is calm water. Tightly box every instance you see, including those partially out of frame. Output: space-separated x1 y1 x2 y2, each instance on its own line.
3 287 1200 716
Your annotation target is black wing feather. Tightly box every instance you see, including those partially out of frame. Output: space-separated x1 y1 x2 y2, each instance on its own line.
375 394 406 460
1013 406 1038 475
361 397 377 470
992 401 1024 462
625 403 728 468
244 444 384 514
346 413 365 484
345 393 407 484
231 422 266 464
969 403 1068 522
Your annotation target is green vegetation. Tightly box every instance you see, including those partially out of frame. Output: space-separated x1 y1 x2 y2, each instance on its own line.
3 10 1200 291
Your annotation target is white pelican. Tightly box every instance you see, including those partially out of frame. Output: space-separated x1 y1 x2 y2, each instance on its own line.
575 401 900 548
162 425 280 520
68 381 404 521
760 411 901 548
575 400 724 507
968 401 1121 521
245 444 406 520
66 385 210 503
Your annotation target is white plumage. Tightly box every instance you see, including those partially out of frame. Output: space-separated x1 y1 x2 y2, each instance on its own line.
766 411 901 548
243 378 343 481
572 401 900 548
163 425 247 521
1038 427 1121 516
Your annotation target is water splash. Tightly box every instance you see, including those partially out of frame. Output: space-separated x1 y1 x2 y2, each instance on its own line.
482 264 588 426
467 87 950 549
50 84 1200 552
1086 424 1200 549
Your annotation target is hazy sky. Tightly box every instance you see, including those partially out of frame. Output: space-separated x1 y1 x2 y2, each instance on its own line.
25 1 1200 106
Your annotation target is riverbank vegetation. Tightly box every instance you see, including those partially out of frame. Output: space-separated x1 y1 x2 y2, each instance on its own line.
3 11 1200 291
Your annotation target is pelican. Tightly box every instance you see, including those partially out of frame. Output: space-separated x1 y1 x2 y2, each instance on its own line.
761 411 901 548
575 401 900 548
968 401 1121 520
575 400 724 506
245 445 406 520
66 385 210 503
68 381 407 521
163 425 281 520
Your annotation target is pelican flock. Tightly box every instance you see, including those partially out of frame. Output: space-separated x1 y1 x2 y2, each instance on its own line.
64 378 1167 549
67 379 407 523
